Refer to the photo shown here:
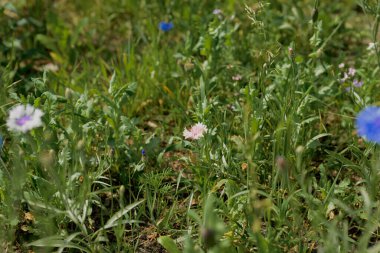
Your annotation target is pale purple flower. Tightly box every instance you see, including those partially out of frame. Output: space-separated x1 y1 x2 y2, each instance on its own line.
7 104 44 133
213 9 222 15
353 79 363 88
183 123 208 140
348 67 356 77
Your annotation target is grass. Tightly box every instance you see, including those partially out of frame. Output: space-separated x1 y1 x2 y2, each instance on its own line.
1 0 380 252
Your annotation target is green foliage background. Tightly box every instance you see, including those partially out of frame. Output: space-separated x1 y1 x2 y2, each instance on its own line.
1 0 380 252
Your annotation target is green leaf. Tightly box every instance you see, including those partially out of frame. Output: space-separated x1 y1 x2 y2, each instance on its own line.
103 199 144 229
305 133 331 149
27 233 90 253
158 236 181 253
255 233 269 253
108 71 116 94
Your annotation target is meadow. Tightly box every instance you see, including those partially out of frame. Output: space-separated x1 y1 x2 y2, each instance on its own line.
1 0 380 252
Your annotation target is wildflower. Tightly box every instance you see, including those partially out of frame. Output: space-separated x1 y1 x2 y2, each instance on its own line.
65 88 74 99
158 21 174 32
213 9 222 15
6 104 44 133
183 123 207 140
340 72 349 83
356 106 380 143
275 156 287 170
348 67 356 77
0 135 3 149
42 63 59 72
345 87 353 92
141 149 146 156
338 63 345 69
288 47 294 57
367 42 376 51
232 74 242 81
353 79 363 88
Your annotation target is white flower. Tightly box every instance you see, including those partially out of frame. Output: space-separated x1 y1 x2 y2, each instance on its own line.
339 72 349 83
43 63 59 72
367 42 376 51
338 63 345 69
7 104 44 133
183 123 208 140
213 9 222 15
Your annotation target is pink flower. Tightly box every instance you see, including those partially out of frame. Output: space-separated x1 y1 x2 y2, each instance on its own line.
183 123 208 140
232 74 242 81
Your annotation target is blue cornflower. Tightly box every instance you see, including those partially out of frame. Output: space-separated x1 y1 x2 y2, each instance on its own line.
0 135 3 149
356 106 380 143
159 21 174 32
141 149 146 156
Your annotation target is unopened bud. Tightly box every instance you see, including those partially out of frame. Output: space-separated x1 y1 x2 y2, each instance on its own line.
39 149 56 168
312 8 319 23
201 227 216 249
296 145 304 154
184 61 195 71
65 88 74 99
119 185 125 196
288 47 294 58
276 156 287 170
76 140 85 150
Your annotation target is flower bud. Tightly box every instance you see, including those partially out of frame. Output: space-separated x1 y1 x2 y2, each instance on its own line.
65 88 74 99
201 227 216 249
276 156 287 170
312 8 318 23
296 145 304 154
